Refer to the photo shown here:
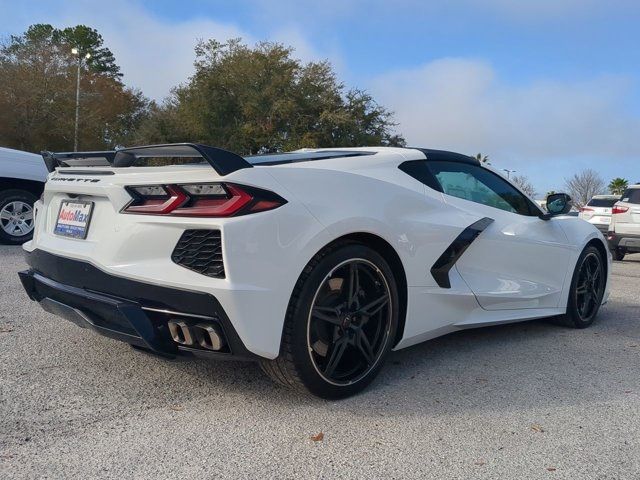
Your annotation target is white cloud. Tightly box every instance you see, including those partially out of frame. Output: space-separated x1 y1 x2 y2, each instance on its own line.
464 0 640 19
51 2 253 100
2 0 334 100
371 58 640 165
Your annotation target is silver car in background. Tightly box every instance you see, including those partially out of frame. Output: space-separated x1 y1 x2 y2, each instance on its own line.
579 195 620 234
0 147 48 244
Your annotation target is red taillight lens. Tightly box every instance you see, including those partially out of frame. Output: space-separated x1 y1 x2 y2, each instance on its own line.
122 183 286 217
612 205 629 214
124 185 188 214
579 207 594 213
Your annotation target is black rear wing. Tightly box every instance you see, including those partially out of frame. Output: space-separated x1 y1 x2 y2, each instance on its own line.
41 143 252 176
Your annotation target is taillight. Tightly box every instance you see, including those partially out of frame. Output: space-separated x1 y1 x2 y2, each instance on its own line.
122 183 286 217
612 205 629 214
579 207 594 213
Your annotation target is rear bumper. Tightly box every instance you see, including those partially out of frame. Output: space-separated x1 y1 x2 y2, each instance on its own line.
607 232 640 252
19 249 259 361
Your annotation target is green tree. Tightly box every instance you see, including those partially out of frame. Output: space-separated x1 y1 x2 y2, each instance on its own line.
608 177 628 195
136 39 404 153
0 24 148 152
55 25 121 77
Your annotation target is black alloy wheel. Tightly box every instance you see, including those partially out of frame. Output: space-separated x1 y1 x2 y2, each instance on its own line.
307 258 393 386
575 251 604 321
260 244 399 399
563 245 606 328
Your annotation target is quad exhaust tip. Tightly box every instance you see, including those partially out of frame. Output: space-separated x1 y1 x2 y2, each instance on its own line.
167 320 225 351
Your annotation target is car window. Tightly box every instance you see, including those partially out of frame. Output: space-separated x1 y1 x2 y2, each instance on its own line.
621 188 640 204
587 198 619 207
426 161 535 216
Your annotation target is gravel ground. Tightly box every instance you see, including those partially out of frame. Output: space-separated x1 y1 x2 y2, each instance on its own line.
1 245 639 479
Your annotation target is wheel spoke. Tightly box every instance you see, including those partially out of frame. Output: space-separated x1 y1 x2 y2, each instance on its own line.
12 202 24 214
348 263 360 308
580 292 592 316
358 294 389 317
312 306 342 326
324 336 348 377
576 281 588 295
0 210 11 220
16 222 30 235
356 329 375 365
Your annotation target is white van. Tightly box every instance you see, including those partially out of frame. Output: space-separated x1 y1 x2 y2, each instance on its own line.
0 147 48 244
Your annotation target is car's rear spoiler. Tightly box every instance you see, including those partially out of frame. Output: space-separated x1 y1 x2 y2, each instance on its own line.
41 143 253 176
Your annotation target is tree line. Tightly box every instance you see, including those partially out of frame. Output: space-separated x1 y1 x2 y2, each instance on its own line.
0 24 404 154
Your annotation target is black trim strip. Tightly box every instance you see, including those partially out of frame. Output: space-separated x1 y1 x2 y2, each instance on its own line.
431 217 494 288
407 148 481 165
246 151 375 166
58 170 115 176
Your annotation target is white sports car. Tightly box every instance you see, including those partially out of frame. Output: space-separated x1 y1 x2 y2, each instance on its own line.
19 144 610 398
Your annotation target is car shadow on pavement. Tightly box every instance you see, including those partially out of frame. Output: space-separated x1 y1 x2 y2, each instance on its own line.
74 296 640 416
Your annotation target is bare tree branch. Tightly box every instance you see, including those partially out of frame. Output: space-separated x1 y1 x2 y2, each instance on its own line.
511 174 536 198
564 169 606 207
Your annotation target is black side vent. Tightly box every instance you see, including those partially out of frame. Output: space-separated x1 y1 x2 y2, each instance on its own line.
172 230 225 278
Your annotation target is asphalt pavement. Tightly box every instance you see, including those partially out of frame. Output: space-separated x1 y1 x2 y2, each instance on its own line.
1 245 639 479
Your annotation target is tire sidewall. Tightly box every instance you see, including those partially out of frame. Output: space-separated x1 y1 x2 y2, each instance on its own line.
0 189 37 245
288 244 400 399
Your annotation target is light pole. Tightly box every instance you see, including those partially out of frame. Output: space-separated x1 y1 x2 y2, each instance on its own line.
502 168 516 179
71 48 91 152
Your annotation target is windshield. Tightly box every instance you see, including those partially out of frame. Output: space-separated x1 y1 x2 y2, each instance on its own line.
621 188 640 205
587 198 619 208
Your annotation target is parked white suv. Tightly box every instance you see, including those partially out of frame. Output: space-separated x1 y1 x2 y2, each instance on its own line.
579 195 620 233
0 147 48 244
607 184 640 261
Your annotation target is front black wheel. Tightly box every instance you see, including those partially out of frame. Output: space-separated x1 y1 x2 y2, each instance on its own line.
260 244 399 399
562 245 606 328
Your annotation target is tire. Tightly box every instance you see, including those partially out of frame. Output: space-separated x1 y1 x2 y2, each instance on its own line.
260 243 400 399
613 248 626 261
561 245 606 328
0 189 37 245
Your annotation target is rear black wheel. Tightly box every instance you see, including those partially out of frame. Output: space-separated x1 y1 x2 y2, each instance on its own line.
260 244 399 399
562 245 606 328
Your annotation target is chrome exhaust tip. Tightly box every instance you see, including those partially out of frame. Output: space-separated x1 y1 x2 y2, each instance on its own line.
167 320 194 346
193 323 225 351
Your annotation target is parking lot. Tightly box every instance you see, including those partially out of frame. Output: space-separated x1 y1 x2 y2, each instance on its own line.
0 245 639 479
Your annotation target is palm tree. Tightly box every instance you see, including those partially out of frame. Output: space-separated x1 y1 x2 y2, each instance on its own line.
608 177 628 196
474 153 490 165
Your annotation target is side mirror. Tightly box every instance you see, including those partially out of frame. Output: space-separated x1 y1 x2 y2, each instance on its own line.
541 193 573 219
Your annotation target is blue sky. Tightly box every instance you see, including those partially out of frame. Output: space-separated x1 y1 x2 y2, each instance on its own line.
2 0 640 196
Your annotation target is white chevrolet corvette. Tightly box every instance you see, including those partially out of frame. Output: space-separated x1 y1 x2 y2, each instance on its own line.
19 144 610 398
